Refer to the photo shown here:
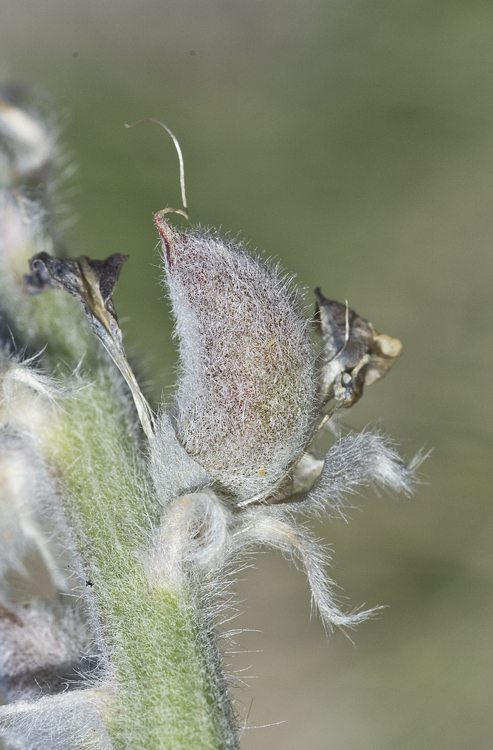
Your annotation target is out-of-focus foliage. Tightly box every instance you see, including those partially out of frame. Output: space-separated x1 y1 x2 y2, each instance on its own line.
1 2 493 748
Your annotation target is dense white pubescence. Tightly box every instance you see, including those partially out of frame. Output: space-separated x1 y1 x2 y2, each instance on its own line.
0 431 72 595
0 95 57 187
231 505 378 631
0 601 90 701
0 687 115 750
149 489 371 632
299 431 424 518
0 355 77 592
148 491 230 586
0 354 103 710
0 189 41 256
0 188 56 360
157 220 318 502
148 427 423 632
0 190 47 282
150 413 211 509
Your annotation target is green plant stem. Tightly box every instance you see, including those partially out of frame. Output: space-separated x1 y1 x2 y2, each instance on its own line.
39 371 235 750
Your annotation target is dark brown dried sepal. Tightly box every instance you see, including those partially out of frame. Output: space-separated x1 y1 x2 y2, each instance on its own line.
24 251 154 438
314 287 402 408
25 251 128 331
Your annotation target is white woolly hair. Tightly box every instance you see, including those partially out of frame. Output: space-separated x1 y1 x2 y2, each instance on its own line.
149 489 374 635
0 600 90 701
0 687 114 750
0 430 74 594
158 222 318 502
148 429 423 634
230 505 378 632
0 354 77 592
0 189 46 263
0 89 58 185
149 413 211 510
0 352 106 713
299 431 425 517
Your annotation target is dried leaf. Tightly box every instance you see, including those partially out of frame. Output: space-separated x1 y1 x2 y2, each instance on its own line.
25 252 154 438
314 287 402 408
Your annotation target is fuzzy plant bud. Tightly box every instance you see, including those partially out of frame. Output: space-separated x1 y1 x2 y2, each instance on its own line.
155 214 318 502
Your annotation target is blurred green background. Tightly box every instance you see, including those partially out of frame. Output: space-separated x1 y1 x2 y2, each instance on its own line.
2 1 493 748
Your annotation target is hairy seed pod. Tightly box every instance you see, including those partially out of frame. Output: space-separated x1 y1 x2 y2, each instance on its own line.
156 215 318 502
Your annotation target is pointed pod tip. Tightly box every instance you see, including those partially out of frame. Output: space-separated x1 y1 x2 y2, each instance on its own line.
154 210 172 236
154 211 176 265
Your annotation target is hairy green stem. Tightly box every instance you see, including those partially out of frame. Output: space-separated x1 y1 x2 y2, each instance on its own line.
41 375 234 749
